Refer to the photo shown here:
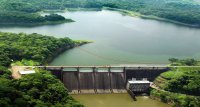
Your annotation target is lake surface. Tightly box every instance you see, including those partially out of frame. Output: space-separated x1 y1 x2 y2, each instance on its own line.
72 94 170 107
0 10 200 66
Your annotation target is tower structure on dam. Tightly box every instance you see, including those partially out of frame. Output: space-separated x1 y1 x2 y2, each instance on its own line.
35 65 169 94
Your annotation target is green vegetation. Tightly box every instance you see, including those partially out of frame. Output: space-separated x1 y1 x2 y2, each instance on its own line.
168 58 199 66
151 89 200 107
0 66 11 79
0 32 89 106
0 67 83 107
0 0 74 25
157 67 200 95
0 11 74 26
152 67 200 106
1 0 200 26
12 59 40 66
0 32 89 66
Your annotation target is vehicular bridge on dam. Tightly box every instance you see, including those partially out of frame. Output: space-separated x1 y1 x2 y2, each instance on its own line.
29 65 169 94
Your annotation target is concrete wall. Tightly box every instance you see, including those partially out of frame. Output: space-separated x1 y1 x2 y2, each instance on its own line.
47 67 169 93
125 68 168 81
110 72 125 89
62 72 79 91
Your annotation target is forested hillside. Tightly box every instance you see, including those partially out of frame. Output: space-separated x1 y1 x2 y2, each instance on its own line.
152 67 200 106
0 0 200 26
0 32 87 107
0 0 73 25
0 66 83 107
0 32 84 66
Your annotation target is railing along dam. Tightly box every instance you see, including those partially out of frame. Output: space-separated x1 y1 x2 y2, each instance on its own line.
36 65 169 94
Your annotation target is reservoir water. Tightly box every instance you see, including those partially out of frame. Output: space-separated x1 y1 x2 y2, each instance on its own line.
0 10 200 65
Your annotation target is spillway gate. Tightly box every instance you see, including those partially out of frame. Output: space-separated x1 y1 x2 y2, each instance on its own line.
37 65 169 94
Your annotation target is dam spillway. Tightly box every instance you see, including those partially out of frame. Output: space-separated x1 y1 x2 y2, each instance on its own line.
38 65 169 94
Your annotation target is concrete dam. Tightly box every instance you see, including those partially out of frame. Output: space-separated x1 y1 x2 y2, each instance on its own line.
37 65 169 94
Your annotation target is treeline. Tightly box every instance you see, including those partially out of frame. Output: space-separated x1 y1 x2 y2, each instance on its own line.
1 0 200 26
0 32 76 66
0 66 83 107
0 1 73 25
0 11 73 25
152 67 200 106
168 58 199 66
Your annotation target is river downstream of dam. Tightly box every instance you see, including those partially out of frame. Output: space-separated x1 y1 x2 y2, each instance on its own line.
72 94 170 107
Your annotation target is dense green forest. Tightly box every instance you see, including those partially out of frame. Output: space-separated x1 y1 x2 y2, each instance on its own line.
150 59 200 106
0 66 83 107
0 11 74 25
0 0 74 25
0 32 87 106
0 0 200 26
0 32 88 66
168 58 199 66
152 67 200 107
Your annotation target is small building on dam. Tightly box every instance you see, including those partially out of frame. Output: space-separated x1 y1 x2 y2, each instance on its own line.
127 78 151 93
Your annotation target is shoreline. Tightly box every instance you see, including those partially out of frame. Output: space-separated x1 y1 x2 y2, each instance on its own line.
54 7 200 28
45 40 92 65
0 7 199 28
103 7 200 28
0 19 74 27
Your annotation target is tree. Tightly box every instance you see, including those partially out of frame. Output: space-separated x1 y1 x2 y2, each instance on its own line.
45 14 65 21
168 58 178 65
0 66 11 79
181 58 198 66
0 32 76 66
11 70 83 106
